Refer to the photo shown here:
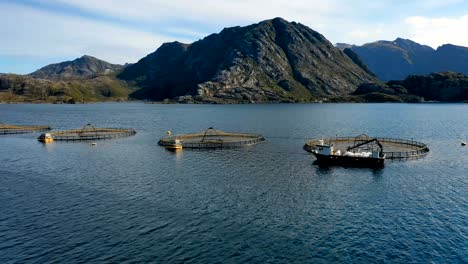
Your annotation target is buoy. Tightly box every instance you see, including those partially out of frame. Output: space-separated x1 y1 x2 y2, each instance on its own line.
91 142 97 146
167 131 172 135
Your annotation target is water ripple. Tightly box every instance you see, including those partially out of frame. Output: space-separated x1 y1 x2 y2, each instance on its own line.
0 103 467 263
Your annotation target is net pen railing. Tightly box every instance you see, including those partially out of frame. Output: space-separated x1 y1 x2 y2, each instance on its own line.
0 124 51 134
159 131 265 148
48 128 136 141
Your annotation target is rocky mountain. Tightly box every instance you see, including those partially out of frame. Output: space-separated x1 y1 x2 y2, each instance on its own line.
388 72 468 102
0 55 131 103
342 48 376 77
349 38 468 81
433 44 468 74
341 72 468 102
119 18 377 103
30 55 123 80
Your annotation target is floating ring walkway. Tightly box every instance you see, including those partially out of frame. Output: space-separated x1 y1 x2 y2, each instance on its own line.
40 124 136 141
304 135 429 160
158 127 265 149
0 123 51 134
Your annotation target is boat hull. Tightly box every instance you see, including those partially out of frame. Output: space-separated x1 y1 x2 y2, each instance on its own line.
312 153 385 168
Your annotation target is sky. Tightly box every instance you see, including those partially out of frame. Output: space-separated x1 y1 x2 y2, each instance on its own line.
1 0 467 74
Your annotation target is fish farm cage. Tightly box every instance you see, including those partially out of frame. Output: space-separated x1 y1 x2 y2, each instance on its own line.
40 124 136 141
158 127 265 149
304 134 430 160
0 123 51 134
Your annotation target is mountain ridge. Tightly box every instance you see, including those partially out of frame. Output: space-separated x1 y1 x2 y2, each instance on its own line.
1 18 467 103
29 55 124 80
345 39 468 81
119 17 377 103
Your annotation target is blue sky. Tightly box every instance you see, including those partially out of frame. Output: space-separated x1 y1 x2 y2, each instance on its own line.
1 0 467 74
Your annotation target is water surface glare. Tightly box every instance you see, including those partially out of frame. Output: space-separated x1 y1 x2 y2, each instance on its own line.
0 103 467 263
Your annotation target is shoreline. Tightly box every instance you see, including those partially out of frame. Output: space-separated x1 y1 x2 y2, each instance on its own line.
1 100 466 105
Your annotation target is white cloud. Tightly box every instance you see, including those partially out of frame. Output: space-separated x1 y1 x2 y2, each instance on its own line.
52 0 344 25
49 0 468 47
330 19 401 46
161 27 208 39
0 2 186 64
337 13 468 48
404 14 468 48
348 29 370 39
49 0 356 43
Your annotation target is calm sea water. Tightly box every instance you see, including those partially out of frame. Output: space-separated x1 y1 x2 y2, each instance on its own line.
0 103 467 263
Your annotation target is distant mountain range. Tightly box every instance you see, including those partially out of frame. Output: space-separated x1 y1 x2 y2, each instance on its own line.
339 38 468 81
0 56 130 103
1 18 467 103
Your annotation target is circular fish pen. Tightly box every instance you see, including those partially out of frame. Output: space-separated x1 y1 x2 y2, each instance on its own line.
158 127 265 149
304 134 429 160
1 123 51 134
39 124 136 141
